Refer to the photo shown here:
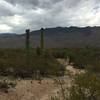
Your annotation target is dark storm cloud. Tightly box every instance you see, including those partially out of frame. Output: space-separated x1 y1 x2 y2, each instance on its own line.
6 0 39 6
6 0 81 9
63 0 82 8
6 0 61 5
0 6 13 16
5 0 63 9
0 0 100 33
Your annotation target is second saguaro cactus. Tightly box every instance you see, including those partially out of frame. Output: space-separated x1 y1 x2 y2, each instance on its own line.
40 28 44 50
26 29 30 50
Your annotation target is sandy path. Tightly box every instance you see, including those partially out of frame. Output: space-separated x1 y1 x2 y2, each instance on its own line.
0 78 58 100
0 76 72 100
57 58 85 75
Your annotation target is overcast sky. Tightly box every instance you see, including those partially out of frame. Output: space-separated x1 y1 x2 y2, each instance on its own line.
0 0 100 33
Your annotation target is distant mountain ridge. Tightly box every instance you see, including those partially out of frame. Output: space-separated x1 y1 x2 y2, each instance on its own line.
0 26 100 48
0 33 18 38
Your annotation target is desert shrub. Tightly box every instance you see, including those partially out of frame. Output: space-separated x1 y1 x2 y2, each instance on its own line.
36 47 42 56
0 80 16 93
69 73 100 100
49 48 100 70
65 48 100 70
49 48 67 58
51 72 100 100
87 63 100 74
0 81 9 93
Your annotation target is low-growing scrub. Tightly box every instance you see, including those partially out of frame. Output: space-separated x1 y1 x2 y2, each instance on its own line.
0 49 65 78
0 80 16 93
50 48 100 71
50 72 100 100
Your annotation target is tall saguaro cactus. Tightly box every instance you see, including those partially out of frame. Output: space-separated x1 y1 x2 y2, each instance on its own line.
25 29 30 67
26 29 30 50
40 28 44 50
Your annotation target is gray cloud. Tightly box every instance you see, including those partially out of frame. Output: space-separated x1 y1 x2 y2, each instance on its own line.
0 0 100 33
5 0 81 9
6 0 62 9
0 7 13 16
6 0 39 8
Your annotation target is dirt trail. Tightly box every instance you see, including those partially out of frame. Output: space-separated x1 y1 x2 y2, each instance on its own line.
57 58 85 75
0 79 58 100
0 77 71 100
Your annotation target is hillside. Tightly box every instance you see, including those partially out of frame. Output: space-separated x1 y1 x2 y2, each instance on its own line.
0 26 100 48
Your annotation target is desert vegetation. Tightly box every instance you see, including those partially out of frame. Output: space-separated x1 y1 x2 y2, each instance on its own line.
49 48 100 100
0 49 65 78
50 72 100 100
0 47 100 100
0 29 100 100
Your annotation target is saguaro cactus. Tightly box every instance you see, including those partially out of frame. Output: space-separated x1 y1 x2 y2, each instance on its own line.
25 29 30 67
40 28 44 50
26 29 30 50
